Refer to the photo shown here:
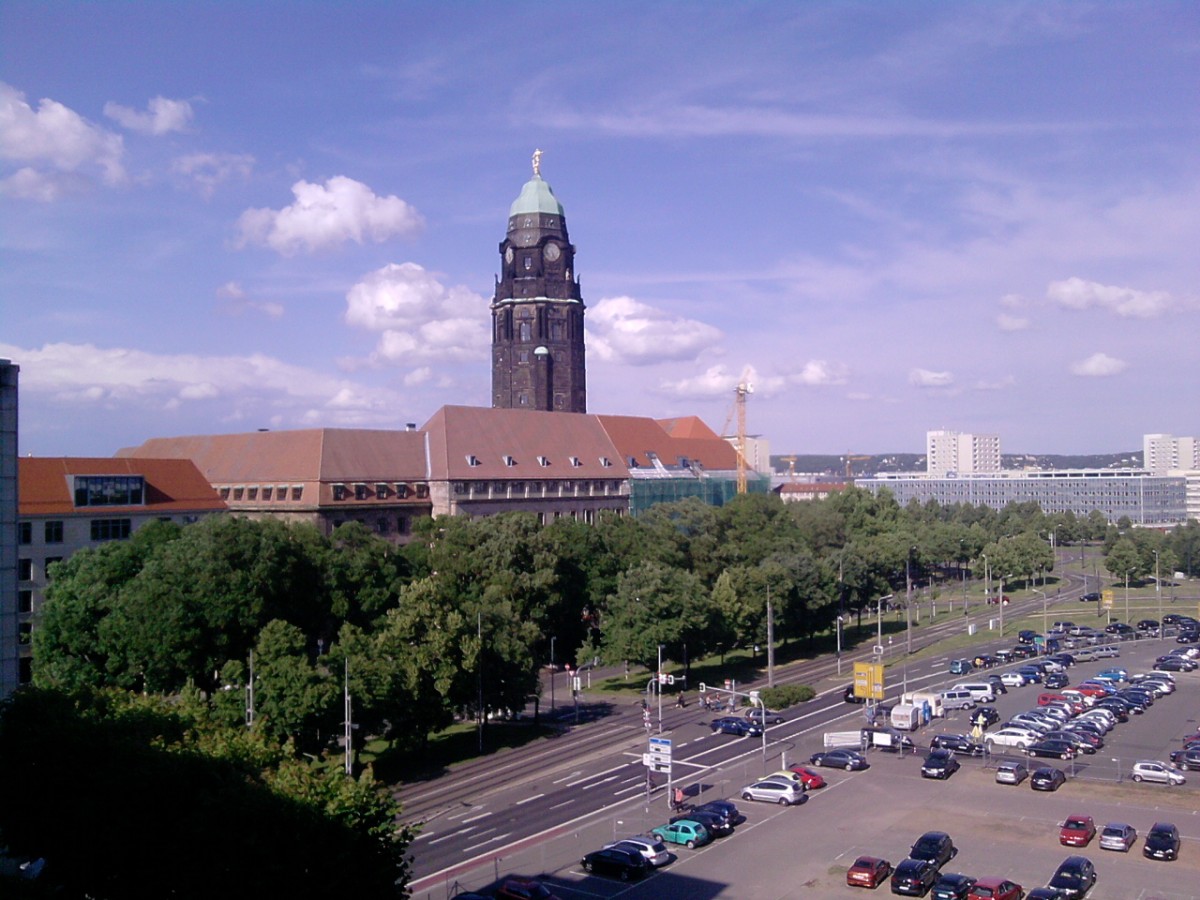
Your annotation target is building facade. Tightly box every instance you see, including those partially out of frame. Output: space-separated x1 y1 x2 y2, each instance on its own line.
16 457 227 685
1 360 18 698
491 153 586 414
926 430 1001 477
857 469 1187 527
1143 433 1200 474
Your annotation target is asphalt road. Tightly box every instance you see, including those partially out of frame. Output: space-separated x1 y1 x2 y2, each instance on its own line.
409 621 1199 899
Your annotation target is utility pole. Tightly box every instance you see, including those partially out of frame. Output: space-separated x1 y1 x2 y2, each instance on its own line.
245 650 255 728
344 659 353 776
766 590 776 687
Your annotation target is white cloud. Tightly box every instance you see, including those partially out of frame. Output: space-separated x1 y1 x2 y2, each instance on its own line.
974 375 1016 391
659 363 778 400
344 262 489 363
587 295 722 365
0 166 88 201
1047 277 1173 318
172 152 254 197
104 96 193 135
1070 352 1127 377
235 176 423 255
0 340 405 424
790 360 848 386
996 313 1030 331
0 81 124 185
215 281 284 319
909 368 955 388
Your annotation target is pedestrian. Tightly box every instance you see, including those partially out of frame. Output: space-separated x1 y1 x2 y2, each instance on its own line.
676 692 686 708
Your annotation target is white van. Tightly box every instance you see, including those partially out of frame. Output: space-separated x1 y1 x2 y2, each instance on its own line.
951 682 996 703
940 689 975 710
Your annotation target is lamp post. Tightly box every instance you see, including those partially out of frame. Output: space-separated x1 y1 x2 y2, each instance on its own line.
550 635 556 712
1125 570 1131 624
905 550 914 656
836 615 843 676
982 553 990 612
1154 550 1162 640
1034 588 1047 637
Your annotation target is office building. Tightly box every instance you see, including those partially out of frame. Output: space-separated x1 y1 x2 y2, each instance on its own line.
926 430 1001 477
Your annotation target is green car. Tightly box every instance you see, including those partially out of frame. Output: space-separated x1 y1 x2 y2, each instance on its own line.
651 819 711 849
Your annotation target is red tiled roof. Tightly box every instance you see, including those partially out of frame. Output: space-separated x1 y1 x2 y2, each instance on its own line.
19 457 226 517
120 429 429 482
596 414 737 470
657 416 720 440
422 406 627 479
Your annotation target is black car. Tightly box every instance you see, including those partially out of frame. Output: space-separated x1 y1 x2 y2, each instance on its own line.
694 799 740 826
1026 890 1069 900
1026 740 1076 760
930 734 984 756
1011 645 1038 659
1104 622 1133 636
1049 653 1076 667
710 716 762 737
973 706 1001 727
985 674 1008 695
1154 656 1196 672
581 846 649 881
891 858 939 896
810 748 869 770
1092 699 1130 721
930 872 976 900
1018 629 1038 644
1044 732 1097 753
1031 766 1067 791
1142 822 1180 861
1044 672 1069 689
909 831 957 867
1047 856 1096 897
921 749 961 780
1168 748 1200 771
670 808 732 837
1136 618 1160 633
843 684 866 704
1080 592 1101 602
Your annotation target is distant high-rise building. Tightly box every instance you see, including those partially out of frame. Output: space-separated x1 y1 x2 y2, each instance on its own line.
491 151 587 414
926 430 1000 477
1 360 19 698
1143 433 1200 474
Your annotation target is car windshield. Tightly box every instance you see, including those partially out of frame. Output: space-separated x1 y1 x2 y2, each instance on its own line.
1064 819 1088 829
1051 870 1082 886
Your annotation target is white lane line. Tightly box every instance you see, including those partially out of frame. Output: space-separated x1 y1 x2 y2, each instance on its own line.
552 770 583 784
478 832 512 846
515 793 544 805
582 775 620 790
462 811 492 824
550 799 574 810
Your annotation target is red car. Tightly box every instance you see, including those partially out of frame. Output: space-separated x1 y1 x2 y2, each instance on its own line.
1059 814 1096 847
787 765 827 789
968 877 1024 900
495 878 563 900
846 856 892 889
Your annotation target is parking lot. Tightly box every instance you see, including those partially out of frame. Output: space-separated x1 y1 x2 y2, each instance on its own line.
422 634 1200 899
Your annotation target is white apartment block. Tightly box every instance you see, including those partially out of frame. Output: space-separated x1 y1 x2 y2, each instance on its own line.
926 430 1001 477
1143 433 1200 474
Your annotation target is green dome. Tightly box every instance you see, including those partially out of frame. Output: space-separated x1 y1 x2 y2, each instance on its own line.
509 175 565 218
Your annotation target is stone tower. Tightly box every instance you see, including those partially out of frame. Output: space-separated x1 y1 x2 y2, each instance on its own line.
491 151 586 413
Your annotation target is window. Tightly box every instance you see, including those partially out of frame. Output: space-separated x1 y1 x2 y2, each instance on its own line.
375 483 389 498
600 457 612 467
395 483 409 499
233 487 244 500
518 392 529 406
537 456 550 467
415 483 429 499
397 516 409 534
523 256 532 271
90 518 132 541
262 487 273 501
18 590 32 614
291 485 303 501
492 482 508 496
247 487 258 500
19 623 32 645
375 518 390 534
518 350 530 364
466 454 481 467
18 522 31 544
73 475 144 507
550 320 564 340
333 484 347 501
519 321 532 341
354 484 368 501
503 455 516 467
219 487 231 499
18 559 31 581
453 482 467 495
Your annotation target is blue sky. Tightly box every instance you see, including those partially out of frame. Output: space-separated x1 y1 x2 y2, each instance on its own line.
2 1 1197 458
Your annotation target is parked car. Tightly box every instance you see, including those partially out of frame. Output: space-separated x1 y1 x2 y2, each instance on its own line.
987 728 1040 751
1046 856 1096 897
985 674 1008 694
931 734 984 756
739 778 805 806
891 858 939 896
1168 748 1200 770
846 855 893 889
909 831 957 867
1026 890 1068 900
1031 767 1067 791
931 873 976 900
1000 672 1026 687
949 658 974 675
1018 630 1038 644
496 878 563 900
1098 822 1137 852
921 749 961 780
844 684 867 704
1044 672 1069 689
694 798 739 824
1142 822 1180 861
1131 760 1187 785
603 836 669 867
785 765 827 789
974 706 1001 727
810 748 869 770
671 808 732 836
580 846 649 881
1059 815 1096 847
710 716 762 737
1026 740 1077 761
650 819 711 849
968 878 1024 900
1154 656 1197 672
995 761 1029 785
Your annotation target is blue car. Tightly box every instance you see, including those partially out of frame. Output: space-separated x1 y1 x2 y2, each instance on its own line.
710 716 762 737
1017 666 1043 683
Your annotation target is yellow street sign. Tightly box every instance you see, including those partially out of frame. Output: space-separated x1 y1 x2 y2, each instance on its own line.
1101 590 1114 610
854 661 884 700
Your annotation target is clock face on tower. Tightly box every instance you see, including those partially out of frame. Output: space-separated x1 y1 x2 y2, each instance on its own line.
505 247 514 264
543 242 561 262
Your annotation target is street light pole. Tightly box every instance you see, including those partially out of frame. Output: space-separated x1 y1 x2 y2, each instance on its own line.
906 549 914 656
1034 588 1047 636
1154 550 1162 640
550 635 556 712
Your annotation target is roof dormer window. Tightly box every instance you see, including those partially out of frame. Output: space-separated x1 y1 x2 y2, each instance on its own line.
467 454 481 467
569 456 582 467
537 456 550 467
503 455 516 467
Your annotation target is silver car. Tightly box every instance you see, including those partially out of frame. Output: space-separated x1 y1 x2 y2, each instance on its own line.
1131 760 1187 785
604 836 670 867
740 778 805 805
1099 822 1137 852
994 761 1029 785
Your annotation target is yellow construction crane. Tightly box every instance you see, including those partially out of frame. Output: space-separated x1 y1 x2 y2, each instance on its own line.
781 455 798 483
843 454 871 478
721 381 754 493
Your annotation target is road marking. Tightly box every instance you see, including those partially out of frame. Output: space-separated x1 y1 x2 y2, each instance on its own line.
461 811 492 824
515 793 544 805
552 770 583 784
582 775 619 790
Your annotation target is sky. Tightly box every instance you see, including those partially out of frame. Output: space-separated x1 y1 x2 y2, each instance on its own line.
2 2 1198 458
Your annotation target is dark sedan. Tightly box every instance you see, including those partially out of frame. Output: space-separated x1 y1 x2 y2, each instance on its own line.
931 872 976 900
1031 766 1067 791
709 716 762 737
891 858 939 896
810 748 869 770
1154 656 1197 672
930 734 984 756
670 808 732 837
1026 739 1077 760
580 847 648 881
1142 822 1180 861
1168 748 1200 771
1047 856 1096 898
921 750 961 780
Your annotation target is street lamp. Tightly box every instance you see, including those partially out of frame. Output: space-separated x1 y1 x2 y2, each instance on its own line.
1154 550 1162 640
836 615 844 676
550 635 556 712
1034 588 1047 635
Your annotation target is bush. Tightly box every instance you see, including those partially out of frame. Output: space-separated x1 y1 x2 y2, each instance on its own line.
757 684 815 709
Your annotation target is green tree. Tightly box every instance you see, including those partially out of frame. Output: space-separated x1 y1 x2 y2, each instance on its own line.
599 561 711 669
251 619 339 749
1104 537 1142 585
